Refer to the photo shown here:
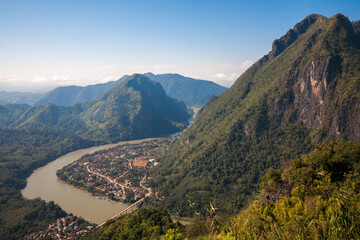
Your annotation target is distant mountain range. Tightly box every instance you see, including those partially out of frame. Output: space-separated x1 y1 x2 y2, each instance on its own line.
0 73 227 107
1 74 191 143
144 73 227 106
150 14 360 215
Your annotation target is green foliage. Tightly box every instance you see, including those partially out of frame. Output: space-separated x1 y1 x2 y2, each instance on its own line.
151 123 313 216
85 208 182 240
222 140 360 240
0 124 94 239
161 228 187 240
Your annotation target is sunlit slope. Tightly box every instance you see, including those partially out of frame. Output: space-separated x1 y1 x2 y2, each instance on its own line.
150 14 360 215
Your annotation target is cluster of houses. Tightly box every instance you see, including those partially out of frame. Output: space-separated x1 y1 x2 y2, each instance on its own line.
25 216 94 240
60 138 173 203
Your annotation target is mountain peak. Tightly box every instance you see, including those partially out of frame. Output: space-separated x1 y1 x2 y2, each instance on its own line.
326 13 355 37
121 74 165 96
268 14 326 60
6 72 192 143
125 74 156 84
293 14 326 33
143 72 156 78
331 13 350 22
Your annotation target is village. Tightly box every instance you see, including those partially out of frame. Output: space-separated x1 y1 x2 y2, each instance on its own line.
25 215 94 240
57 137 175 203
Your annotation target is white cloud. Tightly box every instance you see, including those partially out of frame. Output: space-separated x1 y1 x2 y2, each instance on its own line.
241 60 254 70
98 76 118 83
214 73 225 78
0 75 77 92
0 60 255 92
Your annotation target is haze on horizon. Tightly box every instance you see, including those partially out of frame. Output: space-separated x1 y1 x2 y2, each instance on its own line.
0 0 359 93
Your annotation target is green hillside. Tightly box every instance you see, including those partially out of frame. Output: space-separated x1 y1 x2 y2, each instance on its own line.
78 74 191 141
85 208 182 240
150 14 360 215
219 140 360 239
5 74 191 143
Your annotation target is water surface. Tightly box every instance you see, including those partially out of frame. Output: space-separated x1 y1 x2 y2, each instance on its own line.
22 139 152 224
22 107 200 224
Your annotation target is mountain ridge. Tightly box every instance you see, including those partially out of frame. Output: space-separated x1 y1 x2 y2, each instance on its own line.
150 13 360 215
3 74 191 143
30 73 227 107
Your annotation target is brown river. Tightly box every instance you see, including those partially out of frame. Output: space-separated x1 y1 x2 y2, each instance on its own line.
21 107 200 225
21 138 153 224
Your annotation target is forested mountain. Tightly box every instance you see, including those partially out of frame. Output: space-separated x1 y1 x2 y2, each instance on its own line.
3 74 191 143
145 73 227 107
0 91 45 105
77 74 191 141
150 14 360 215
34 75 129 106
0 74 191 238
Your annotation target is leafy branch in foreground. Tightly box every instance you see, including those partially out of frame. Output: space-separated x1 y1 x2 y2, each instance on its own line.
221 140 360 240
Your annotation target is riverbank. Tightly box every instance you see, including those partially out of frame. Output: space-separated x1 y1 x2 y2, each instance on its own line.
22 138 153 224
21 107 201 225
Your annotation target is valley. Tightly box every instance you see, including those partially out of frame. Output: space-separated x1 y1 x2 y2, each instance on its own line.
21 139 156 225
56 138 175 203
0 5 359 239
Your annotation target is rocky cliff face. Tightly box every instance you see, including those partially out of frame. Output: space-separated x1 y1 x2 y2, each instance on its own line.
270 14 360 142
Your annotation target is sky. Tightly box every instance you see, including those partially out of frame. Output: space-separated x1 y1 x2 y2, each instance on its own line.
0 0 359 92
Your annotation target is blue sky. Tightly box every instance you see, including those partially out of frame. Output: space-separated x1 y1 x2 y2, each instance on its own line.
0 0 359 91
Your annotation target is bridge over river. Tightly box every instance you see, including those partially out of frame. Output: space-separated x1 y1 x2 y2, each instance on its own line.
98 197 145 227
